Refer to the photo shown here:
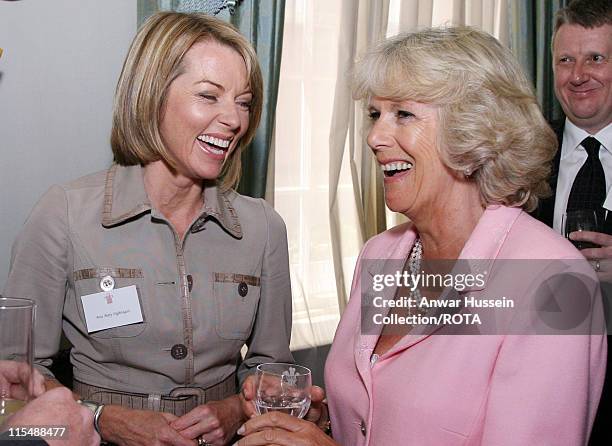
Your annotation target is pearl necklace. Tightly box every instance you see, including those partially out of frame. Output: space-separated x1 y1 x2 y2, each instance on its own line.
408 238 423 312
371 237 425 363
408 237 423 275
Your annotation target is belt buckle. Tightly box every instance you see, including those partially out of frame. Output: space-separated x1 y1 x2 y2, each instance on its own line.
168 386 206 403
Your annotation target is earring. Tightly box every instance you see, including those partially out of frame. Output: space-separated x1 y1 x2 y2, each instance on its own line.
464 168 472 177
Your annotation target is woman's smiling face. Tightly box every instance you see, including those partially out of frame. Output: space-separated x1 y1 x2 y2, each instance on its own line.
366 97 458 217
159 39 252 181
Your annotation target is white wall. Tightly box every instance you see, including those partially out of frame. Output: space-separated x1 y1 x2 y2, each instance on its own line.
0 0 137 288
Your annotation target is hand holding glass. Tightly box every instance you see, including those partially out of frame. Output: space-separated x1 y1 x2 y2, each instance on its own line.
0 297 35 426
254 363 311 418
562 210 600 250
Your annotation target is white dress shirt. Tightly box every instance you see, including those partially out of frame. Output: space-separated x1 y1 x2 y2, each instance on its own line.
552 119 612 233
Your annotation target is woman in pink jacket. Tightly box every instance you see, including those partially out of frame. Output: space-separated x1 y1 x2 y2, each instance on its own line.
236 26 606 446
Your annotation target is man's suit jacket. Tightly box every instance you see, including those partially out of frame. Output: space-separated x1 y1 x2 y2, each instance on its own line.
534 120 564 228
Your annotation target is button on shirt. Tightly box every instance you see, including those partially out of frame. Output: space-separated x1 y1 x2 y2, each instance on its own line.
171 344 188 360
553 120 612 233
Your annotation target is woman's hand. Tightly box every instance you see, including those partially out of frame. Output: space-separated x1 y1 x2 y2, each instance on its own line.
99 405 194 446
240 374 258 419
235 412 338 446
171 394 246 445
240 375 326 426
303 386 326 427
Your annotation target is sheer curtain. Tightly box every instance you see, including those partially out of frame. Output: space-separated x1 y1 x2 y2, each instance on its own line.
274 0 509 350
274 1 352 350
509 0 566 122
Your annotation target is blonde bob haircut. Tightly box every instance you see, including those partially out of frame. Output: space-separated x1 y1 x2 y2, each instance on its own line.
353 26 557 212
111 12 263 190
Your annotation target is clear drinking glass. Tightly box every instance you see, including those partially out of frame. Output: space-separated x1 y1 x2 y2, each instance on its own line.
254 363 312 418
562 209 600 250
0 297 35 426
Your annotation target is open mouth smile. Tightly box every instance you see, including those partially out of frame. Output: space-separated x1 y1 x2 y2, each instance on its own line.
380 161 413 178
196 134 232 157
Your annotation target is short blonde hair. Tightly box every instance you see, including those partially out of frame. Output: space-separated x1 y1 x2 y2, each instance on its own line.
111 12 263 190
353 26 557 212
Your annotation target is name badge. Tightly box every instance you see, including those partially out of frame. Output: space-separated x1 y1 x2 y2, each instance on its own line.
80 285 144 333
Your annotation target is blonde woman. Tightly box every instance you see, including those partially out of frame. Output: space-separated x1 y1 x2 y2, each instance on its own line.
4 12 292 446
236 26 605 446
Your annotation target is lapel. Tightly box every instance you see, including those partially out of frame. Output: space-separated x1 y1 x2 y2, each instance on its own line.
372 206 523 362
353 226 416 388
535 119 564 228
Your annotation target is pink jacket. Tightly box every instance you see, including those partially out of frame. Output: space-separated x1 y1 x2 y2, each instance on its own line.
325 206 606 446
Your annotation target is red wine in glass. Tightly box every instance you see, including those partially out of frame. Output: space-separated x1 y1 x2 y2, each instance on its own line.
562 209 600 250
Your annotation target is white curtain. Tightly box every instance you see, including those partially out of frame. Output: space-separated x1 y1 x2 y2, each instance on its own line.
275 0 508 350
329 0 390 315
387 0 508 42
274 1 351 351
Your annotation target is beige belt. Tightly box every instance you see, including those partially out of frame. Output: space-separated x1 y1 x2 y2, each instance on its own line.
74 372 237 416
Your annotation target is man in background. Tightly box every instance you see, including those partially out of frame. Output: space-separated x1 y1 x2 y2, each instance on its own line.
538 0 611 250
535 0 611 444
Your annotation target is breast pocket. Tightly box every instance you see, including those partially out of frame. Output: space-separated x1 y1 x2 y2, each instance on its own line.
213 272 261 340
73 267 147 339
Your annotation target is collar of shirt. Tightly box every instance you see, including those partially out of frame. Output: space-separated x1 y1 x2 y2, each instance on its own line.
100 164 242 238
561 119 612 161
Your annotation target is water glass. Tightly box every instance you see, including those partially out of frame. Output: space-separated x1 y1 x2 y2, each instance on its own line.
0 297 35 426
254 363 311 418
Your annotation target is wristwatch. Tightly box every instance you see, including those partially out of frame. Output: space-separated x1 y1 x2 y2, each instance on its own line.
79 400 105 434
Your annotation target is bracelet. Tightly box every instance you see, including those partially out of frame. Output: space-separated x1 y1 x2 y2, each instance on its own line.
93 404 105 435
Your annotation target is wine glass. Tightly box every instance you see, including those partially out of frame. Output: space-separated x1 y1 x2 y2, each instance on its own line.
254 363 311 418
0 297 35 426
562 209 600 250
